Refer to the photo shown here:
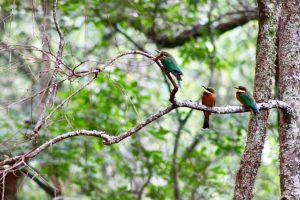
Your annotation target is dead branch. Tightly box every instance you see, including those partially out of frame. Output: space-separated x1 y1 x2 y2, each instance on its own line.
53 0 64 61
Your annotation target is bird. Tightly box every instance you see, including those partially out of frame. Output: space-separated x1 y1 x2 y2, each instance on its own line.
201 86 216 129
234 86 259 126
156 50 183 89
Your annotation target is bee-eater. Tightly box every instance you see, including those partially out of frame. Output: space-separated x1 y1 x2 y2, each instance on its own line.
202 86 216 129
234 86 259 126
156 50 183 89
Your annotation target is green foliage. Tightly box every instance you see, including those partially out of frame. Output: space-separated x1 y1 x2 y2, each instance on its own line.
0 0 280 199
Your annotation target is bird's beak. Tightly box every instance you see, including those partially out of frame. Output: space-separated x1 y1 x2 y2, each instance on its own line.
234 87 245 93
202 85 212 94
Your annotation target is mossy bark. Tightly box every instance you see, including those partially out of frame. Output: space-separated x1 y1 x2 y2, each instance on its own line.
234 0 280 199
278 0 300 199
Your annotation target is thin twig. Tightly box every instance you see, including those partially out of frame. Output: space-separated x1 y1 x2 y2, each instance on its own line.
53 0 64 60
32 76 96 136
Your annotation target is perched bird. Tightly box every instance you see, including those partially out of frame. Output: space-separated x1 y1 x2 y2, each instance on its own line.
156 50 183 89
234 86 259 126
202 86 216 129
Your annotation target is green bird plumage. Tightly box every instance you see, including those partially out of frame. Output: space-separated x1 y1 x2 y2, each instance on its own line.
235 86 259 126
158 51 183 88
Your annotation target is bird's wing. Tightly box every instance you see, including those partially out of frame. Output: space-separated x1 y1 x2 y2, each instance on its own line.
239 92 259 112
162 56 183 75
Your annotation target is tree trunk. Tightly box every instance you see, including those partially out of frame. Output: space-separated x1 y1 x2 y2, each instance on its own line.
1 0 53 198
0 171 22 200
233 0 280 199
37 0 51 117
278 0 300 199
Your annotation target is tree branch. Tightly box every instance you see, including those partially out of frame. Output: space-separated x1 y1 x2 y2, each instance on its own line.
176 100 292 115
53 0 64 61
21 167 57 198
2 50 178 142
32 77 96 137
112 24 145 51
146 10 258 48
0 99 291 169
31 0 66 141
137 168 152 200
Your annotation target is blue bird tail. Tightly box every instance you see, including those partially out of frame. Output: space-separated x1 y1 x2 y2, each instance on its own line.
174 73 183 92
177 79 183 92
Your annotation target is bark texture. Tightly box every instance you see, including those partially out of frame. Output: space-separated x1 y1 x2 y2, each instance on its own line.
234 0 280 199
278 0 300 199
0 172 20 200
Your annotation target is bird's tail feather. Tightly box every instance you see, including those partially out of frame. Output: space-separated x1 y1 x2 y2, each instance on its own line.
177 79 183 92
203 120 209 129
203 113 210 129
